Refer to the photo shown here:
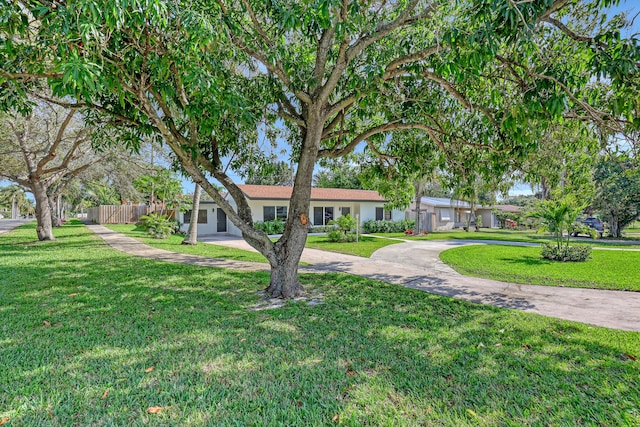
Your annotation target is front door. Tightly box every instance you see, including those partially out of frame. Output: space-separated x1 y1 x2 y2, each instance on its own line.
217 208 227 232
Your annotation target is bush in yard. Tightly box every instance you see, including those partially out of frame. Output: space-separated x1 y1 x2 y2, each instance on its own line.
253 220 286 235
541 243 592 262
308 224 337 233
138 213 175 239
327 215 357 242
363 219 415 233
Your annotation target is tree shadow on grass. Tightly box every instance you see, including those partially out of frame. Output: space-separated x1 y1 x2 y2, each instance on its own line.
498 255 551 266
1 225 639 426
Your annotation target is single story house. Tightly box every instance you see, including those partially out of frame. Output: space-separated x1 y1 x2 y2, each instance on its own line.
178 184 404 237
409 198 521 231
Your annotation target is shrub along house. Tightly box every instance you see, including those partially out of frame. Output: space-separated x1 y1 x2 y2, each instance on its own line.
178 184 404 237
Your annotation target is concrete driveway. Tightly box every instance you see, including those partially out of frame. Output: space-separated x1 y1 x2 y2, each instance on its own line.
195 234 640 331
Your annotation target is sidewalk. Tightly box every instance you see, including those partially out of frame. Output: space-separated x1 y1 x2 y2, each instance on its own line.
0 219 32 234
89 226 640 332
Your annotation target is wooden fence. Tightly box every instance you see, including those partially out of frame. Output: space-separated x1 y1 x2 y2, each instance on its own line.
87 205 151 224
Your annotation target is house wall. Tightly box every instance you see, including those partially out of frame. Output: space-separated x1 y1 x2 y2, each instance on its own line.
225 198 398 236
475 208 496 228
178 202 224 236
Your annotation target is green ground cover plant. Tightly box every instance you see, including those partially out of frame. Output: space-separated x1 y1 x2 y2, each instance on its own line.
305 235 401 257
0 222 638 425
440 245 640 291
106 224 267 263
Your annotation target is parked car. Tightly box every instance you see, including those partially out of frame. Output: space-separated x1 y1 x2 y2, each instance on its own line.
572 217 604 238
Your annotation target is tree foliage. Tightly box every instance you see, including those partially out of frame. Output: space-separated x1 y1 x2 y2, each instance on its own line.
244 159 294 186
592 153 640 238
1 0 638 294
0 97 103 239
314 158 363 189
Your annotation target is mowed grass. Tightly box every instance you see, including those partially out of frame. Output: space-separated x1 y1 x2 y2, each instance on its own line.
1 221 639 426
374 229 549 243
440 244 640 291
305 235 402 257
106 224 267 263
377 229 640 247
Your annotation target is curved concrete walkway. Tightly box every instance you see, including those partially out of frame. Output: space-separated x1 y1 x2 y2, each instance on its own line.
85 225 640 332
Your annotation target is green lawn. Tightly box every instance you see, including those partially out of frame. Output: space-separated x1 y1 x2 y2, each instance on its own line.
106 224 267 263
305 235 402 257
1 221 639 425
375 228 640 248
440 244 640 291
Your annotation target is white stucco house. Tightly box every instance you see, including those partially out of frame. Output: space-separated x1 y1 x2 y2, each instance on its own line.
178 184 404 237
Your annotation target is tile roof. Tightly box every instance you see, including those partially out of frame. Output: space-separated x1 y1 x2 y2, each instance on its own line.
237 185 386 202
420 197 471 208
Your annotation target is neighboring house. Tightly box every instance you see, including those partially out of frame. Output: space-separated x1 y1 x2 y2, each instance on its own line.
409 198 522 231
178 184 403 237
409 197 473 231
179 200 229 235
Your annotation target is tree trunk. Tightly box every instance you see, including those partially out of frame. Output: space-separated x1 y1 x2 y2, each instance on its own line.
33 181 54 241
263 108 324 298
609 214 620 238
182 183 201 245
414 192 421 234
266 240 305 298
11 197 18 219
48 194 62 227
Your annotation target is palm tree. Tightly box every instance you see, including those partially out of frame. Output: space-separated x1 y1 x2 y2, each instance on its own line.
533 197 583 249
0 185 29 219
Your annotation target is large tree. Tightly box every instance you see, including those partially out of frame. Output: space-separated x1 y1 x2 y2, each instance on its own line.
1 0 638 296
593 153 640 238
0 98 102 240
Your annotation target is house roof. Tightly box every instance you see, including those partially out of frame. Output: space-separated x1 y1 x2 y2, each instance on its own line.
237 185 386 202
419 197 471 208
492 204 522 213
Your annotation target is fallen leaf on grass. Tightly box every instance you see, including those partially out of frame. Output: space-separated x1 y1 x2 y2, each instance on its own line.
146 406 166 414
623 353 637 361
145 366 155 373
0 417 10 425
68 293 78 297
43 321 51 327
101 389 110 399
522 344 532 350
466 409 479 418
332 414 340 422
346 369 356 377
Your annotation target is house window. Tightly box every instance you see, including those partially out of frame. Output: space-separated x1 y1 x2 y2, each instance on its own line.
340 207 350 217
263 206 287 221
276 206 287 220
385 210 392 220
440 208 451 221
313 206 334 225
375 207 384 221
263 206 275 221
184 209 208 224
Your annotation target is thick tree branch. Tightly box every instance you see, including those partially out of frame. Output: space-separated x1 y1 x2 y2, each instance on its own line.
36 109 75 175
382 45 442 80
542 16 608 49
